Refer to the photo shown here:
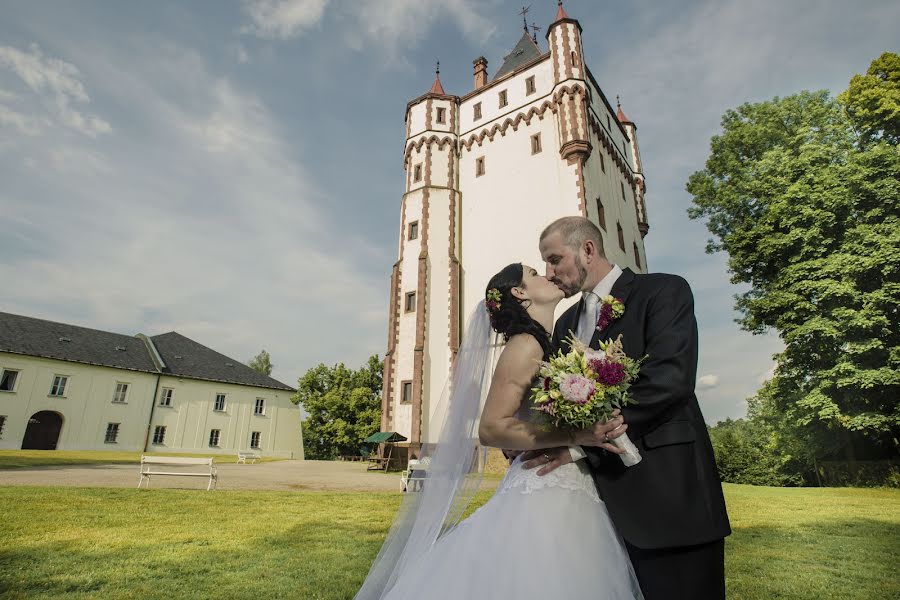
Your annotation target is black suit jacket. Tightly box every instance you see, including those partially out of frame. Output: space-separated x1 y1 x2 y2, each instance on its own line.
553 268 731 549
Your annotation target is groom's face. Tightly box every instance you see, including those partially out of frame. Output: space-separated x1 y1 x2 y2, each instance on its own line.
539 232 587 298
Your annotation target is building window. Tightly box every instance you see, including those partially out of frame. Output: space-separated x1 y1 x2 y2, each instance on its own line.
159 388 173 406
473 102 482 120
436 107 446 123
401 381 412 404
49 375 68 397
112 382 129 404
0 369 18 392
405 292 417 313
413 163 422 183
525 76 536 95
0 415 6 438
621 182 627 202
606 114 611 130
105 423 120 444
209 429 221 447
250 431 261 449
152 425 166 445
571 51 576 65
599 152 606 173
0 369 19 392
498 89 508 108
255 398 266 416
475 156 485 177
617 222 626 252
596 197 606 231
634 242 642 270
531 133 542 155
408 221 419 240
214 393 226 412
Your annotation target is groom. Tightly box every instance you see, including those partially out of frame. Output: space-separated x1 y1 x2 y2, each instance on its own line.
527 216 731 600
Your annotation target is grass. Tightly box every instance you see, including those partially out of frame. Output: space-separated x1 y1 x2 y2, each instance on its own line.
0 450 286 469
0 484 896 599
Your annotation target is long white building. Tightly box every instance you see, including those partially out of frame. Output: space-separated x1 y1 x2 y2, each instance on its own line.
0 312 303 458
381 4 650 454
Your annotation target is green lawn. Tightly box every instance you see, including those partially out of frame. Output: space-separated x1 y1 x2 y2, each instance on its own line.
0 450 286 469
0 484 896 599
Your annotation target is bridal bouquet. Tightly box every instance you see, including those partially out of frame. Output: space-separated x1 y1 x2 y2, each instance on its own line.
531 335 645 466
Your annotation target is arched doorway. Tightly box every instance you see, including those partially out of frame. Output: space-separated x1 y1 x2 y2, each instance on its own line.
21 411 64 450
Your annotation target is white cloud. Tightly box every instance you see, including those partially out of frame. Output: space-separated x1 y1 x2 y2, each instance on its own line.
240 0 330 39
347 0 495 55
0 38 388 387
239 0 495 61
0 43 111 137
697 374 720 389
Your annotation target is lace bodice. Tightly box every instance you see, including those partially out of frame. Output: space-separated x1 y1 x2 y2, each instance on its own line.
495 455 601 503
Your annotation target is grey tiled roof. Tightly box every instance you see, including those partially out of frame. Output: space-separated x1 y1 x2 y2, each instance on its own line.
0 312 295 392
0 312 158 373
151 332 294 392
493 32 542 80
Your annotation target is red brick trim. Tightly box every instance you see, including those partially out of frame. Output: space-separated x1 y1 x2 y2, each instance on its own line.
587 113 636 186
560 23 574 80
567 153 588 217
425 98 433 131
411 185 430 449
549 28 561 82
404 135 455 165
460 84 586 152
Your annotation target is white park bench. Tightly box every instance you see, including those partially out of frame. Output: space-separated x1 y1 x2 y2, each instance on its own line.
237 452 261 464
400 457 431 492
138 456 217 491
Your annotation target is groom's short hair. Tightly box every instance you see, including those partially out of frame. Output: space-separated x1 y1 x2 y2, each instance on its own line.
540 216 606 256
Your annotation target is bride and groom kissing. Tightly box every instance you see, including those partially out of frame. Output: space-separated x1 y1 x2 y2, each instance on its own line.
357 216 731 600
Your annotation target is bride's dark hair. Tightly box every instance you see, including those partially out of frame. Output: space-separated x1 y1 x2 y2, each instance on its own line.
484 263 552 358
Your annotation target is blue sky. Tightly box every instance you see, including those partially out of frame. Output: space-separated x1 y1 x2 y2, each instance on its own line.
1 0 896 424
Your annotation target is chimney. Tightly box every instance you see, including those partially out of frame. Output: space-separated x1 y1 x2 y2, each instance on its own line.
473 56 488 89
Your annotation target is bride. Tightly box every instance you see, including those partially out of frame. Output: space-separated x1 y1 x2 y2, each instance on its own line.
355 263 644 600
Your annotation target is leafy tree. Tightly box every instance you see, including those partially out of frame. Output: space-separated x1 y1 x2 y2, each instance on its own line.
687 54 900 464
295 355 382 460
708 417 804 487
248 349 273 376
839 52 900 145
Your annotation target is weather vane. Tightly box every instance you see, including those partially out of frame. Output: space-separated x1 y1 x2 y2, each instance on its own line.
531 21 542 43
519 5 531 33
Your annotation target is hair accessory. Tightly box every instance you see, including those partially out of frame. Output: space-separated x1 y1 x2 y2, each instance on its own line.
485 288 502 314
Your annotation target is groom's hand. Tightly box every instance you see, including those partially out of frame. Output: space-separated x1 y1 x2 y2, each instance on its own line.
521 447 572 475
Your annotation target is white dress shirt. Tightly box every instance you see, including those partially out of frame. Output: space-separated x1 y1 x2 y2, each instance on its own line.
568 265 623 463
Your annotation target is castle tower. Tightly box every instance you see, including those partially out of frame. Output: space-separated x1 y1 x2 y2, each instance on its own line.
382 3 651 453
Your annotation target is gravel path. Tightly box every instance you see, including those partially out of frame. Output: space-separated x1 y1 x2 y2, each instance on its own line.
0 460 408 492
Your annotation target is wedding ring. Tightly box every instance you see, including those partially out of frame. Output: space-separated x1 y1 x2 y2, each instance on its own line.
542 453 551 462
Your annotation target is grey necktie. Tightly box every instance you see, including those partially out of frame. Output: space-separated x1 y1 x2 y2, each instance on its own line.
577 292 600 346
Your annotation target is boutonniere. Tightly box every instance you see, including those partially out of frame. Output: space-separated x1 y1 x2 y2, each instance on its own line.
596 296 625 331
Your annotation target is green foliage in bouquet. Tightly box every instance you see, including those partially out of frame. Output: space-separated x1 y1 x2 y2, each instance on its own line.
530 335 645 430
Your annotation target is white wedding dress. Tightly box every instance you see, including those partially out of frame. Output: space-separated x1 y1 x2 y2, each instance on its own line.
382 454 644 600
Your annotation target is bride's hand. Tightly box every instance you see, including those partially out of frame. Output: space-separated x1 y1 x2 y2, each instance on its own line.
574 411 628 453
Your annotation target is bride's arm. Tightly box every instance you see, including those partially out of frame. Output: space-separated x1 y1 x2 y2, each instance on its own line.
478 335 620 450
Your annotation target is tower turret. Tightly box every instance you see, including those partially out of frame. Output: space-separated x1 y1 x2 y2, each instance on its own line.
546 1 590 164
383 66 460 452
617 97 649 238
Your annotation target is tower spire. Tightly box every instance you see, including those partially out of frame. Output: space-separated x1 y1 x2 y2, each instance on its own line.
429 60 446 95
555 0 569 21
616 95 633 124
